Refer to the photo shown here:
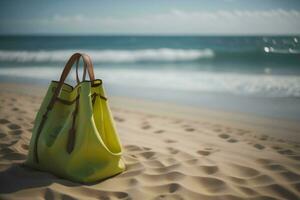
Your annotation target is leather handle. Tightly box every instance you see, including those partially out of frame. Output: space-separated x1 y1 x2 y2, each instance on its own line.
59 53 94 84
75 56 88 84
49 53 95 109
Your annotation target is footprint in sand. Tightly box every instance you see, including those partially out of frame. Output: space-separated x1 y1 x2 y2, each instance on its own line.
9 129 23 135
139 151 156 160
256 158 300 189
113 192 130 199
227 138 238 143
197 150 211 156
154 130 165 134
276 149 300 161
0 132 6 139
167 147 179 154
197 147 219 156
218 133 230 139
164 139 177 144
7 123 21 130
277 149 295 155
124 145 142 152
254 143 265 150
294 144 300 149
264 163 287 171
185 127 195 132
169 183 180 193
198 165 219 175
259 135 269 141
289 155 300 161
272 145 282 150
141 124 151 130
0 118 10 124
256 158 273 165
22 144 29 150
219 133 238 143
17 118 24 121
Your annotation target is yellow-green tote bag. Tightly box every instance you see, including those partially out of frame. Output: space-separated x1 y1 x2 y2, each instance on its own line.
26 53 125 183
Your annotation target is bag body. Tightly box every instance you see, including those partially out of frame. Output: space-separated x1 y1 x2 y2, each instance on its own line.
26 53 125 183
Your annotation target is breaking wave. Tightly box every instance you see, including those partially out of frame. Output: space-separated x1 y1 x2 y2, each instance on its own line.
0 49 214 63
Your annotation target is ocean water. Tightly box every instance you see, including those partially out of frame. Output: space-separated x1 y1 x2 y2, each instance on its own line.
0 36 300 120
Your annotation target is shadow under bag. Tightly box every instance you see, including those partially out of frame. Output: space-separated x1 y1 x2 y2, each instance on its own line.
26 53 125 183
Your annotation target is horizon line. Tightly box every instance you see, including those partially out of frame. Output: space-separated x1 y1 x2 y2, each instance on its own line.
0 33 299 37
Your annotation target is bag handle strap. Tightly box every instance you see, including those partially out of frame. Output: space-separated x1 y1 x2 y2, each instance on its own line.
60 53 94 85
76 59 86 84
49 53 95 109
75 54 89 84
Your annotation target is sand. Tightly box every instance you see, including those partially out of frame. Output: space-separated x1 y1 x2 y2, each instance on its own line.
0 83 299 200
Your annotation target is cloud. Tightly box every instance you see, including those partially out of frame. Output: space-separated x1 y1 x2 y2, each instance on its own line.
1 9 300 34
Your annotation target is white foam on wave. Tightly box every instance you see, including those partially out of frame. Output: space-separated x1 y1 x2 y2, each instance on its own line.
1 67 300 98
98 69 300 97
264 47 300 54
0 49 214 63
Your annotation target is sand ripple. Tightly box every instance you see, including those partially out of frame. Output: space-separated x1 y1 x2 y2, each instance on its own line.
0 91 299 200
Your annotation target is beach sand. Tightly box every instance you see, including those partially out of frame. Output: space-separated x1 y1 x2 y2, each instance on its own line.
0 83 299 200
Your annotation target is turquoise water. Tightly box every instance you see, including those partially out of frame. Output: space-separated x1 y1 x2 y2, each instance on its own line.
0 36 300 120
0 36 300 71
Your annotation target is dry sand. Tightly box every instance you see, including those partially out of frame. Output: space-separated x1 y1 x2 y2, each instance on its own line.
0 83 299 200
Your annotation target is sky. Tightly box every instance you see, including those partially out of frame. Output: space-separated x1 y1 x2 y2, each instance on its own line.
0 0 300 35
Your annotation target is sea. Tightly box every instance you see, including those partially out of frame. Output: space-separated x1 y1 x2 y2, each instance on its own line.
0 35 300 120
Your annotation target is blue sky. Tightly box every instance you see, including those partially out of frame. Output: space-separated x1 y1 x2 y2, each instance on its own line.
0 0 300 35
